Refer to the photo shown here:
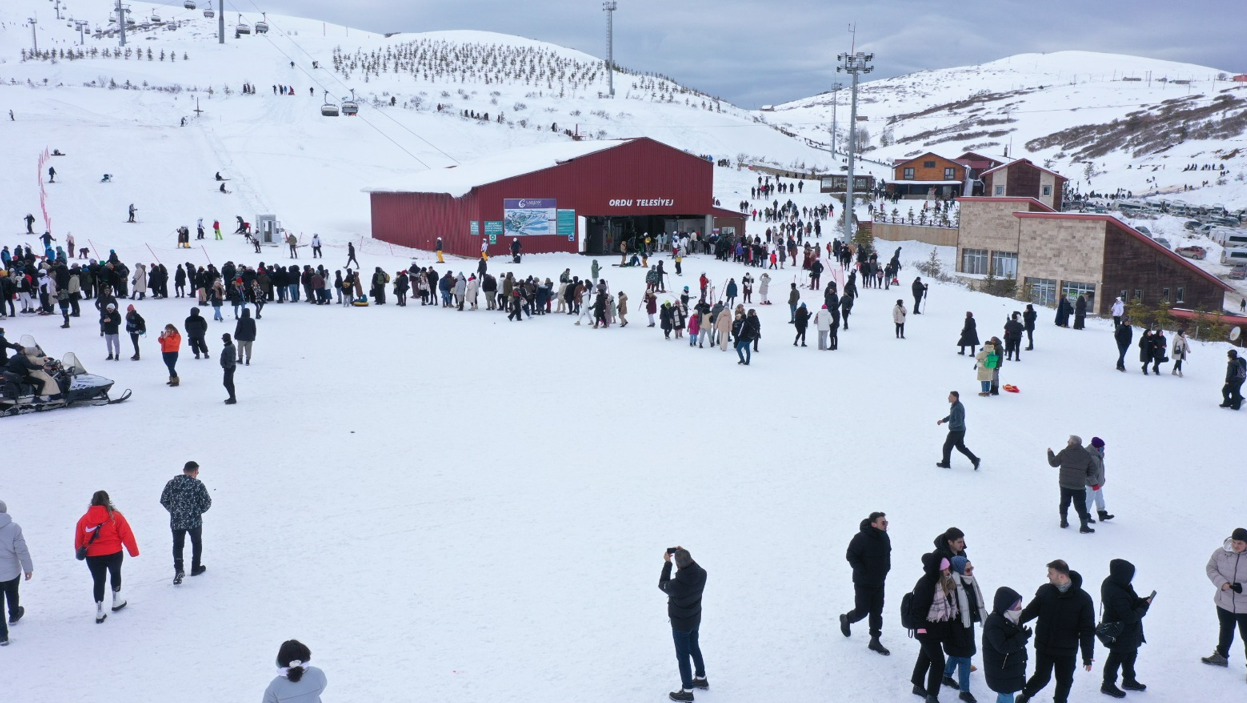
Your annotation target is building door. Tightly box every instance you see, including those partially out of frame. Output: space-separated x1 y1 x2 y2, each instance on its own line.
1026 277 1056 307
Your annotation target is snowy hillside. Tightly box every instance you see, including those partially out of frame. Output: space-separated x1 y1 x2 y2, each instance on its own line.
0 0 830 246
766 51 1247 208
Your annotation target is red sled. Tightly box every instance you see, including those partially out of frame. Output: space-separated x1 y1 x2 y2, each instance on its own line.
1003 384 1020 393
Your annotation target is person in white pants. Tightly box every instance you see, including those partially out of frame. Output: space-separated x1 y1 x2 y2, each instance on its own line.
1086 437 1114 522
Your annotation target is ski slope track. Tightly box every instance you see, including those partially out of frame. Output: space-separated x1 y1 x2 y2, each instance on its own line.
1 3 1245 703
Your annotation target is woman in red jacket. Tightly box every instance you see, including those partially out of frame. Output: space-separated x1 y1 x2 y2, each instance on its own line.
74 491 140 623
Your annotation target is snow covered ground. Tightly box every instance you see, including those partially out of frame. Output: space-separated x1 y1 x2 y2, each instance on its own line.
2 3 1246 702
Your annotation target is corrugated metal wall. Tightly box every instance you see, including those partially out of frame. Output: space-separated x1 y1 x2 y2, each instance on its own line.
370 138 715 258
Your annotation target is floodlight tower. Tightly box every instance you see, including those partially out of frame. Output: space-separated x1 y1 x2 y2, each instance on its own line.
28 17 37 54
603 1 617 97
836 51 873 243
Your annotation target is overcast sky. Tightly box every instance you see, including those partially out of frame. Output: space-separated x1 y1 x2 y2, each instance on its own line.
186 0 1243 107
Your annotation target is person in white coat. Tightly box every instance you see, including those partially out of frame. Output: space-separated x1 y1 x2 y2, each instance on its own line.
0 500 34 645
1171 328 1189 377
893 299 907 339
132 263 148 300
759 273 771 305
263 639 327 703
1111 297 1125 329
466 274 479 310
814 304 832 350
1201 528 1247 670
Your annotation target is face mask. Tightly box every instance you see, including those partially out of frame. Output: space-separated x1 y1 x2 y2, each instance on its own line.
1004 609 1022 624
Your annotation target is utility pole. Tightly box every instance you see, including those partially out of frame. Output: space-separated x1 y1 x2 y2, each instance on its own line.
219 3 225 44
28 17 37 54
54 1 62 21
602 2 617 97
116 0 127 47
829 81 843 157
837 50 873 244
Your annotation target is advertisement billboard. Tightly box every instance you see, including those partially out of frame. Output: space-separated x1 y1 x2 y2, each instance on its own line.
503 198 557 236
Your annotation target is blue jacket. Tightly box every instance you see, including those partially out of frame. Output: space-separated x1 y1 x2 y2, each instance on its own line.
942 401 966 432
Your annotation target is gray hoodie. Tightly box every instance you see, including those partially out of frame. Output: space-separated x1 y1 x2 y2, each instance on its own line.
0 505 34 581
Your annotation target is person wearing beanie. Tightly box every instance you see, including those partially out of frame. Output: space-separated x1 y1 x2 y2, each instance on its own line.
1201 528 1247 670
1099 559 1152 697
1047 436 1095 533
660 547 708 702
1085 437 1114 524
160 462 212 584
1015 559 1095 703
943 556 989 701
982 586 1031 702
263 639 327 702
909 553 959 703
841 512 892 655
0 500 34 645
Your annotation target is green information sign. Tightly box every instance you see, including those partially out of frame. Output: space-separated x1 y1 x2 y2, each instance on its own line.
489 234 497 245
484 221 504 236
556 210 576 237
470 220 479 236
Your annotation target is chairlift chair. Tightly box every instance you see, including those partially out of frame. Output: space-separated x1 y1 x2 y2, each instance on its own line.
151 14 163 25
184 1 197 9
236 15 251 35
203 2 215 18
255 12 269 34
341 89 359 116
321 91 340 117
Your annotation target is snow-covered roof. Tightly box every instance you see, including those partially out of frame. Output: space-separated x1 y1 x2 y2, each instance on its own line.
363 140 633 197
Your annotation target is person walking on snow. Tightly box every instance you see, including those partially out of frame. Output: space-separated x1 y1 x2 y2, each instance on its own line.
1114 318 1133 372
0 500 33 646
840 511 891 655
958 312 979 355
1111 297 1125 329
1171 329 1189 376
345 242 360 269
1014 559 1095 703
982 587 1031 703
942 556 988 700
1084 437 1113 524
893 299 907 339
1098 559 1152 698
74 491 140 624
936 391 980 470
660 547 708 702
160 461 211 584
908 552 958 703
220 333 237 404
1220 349 1245 409
1200 528 1247 670
1047 436 1096 533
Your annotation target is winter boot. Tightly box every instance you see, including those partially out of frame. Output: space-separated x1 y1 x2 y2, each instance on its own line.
1080 521 1095 534
1121 680 1146 691
868 636 890 655
131 353 139 361
1100 683 1126 698
111 588 127 612
925 695 940 703
912 684 927 697
1099 510 1114 521
839 613 851 637
8 606 24 625
170 376 179 387
1015 694 1030 703
1060 515 1069 528
95 602 107 624
668 690 694 702
943 676 961 690
1200 651 1228 666
958 692 978 703
1087 515 1096 524
174 570 184 585
191 565 207 576
690 678 709 690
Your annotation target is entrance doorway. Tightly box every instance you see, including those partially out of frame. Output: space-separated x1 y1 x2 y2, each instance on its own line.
584 215 707 256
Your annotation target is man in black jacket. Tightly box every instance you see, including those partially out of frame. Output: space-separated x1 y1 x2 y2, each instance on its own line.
1016 559 1095 703
1099 559 1151 697
184 308 209 359
1221 349 1246 410
932 527 968 562
1114 319 1133 372
840 512 891 655
912 276 926 313
660 548 708 702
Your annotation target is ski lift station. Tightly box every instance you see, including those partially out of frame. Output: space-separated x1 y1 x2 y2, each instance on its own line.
254 214 281 245
364 137 746 258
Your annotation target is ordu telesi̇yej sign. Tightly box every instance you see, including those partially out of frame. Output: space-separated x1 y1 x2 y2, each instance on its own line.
503 199 558 236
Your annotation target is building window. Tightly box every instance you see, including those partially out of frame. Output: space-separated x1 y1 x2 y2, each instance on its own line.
1062 281 1096 300
1026 277 1057 306
923 160 936 168
1176 287 1185 303
945 167 957 180
991 251 1018 278
1042 185 1053 196
1133 289 1143 302
1162 288 1170 303
994 185 1005 196
962 248 988 275
903 167 915 180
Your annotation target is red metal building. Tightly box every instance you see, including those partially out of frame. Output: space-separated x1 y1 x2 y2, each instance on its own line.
365 137 745 258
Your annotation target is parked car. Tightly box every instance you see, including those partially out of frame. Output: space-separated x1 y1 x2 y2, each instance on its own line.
1229 263 1247 280
1176 245 1207 260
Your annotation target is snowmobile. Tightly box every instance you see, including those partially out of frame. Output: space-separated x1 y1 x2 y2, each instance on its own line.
1 336 130 417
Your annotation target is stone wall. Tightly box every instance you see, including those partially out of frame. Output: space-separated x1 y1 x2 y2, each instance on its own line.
872 223 959 247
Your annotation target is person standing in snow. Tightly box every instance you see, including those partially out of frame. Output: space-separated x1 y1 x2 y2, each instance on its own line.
958 312 979 355
1084 437 1113 524
1073 294 1087 330
787 283 800 323
1200 528 1247 669
982 587 1031 703
234 309 256 365
792 303 809 346
660 547 708 702
617 291 628 327
840 511 891 655
912 276 927 314
263 640 327 703
160 461 211 584
127 204 137 223
942 556 988 700
220 333 237 404
0 500 33 646
1004 313 1024 361
1114 318 1133 372
101 303 122 361
936 391 980 470
814 305 832 350
1023 304 1037 350
74 491 140 624
1111 297 1125 329
1221 350 1245 410
158 324 181 387
893 299 907 339
909 553 958 703
758 272 770 305
1170 329 1189 377
1014 559 1095 703
1098 559 1152 698
185 308 209 359
311 233 322 259
1046 437 1095 533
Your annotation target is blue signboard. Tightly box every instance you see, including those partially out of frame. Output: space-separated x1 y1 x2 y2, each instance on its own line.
503 198 558 236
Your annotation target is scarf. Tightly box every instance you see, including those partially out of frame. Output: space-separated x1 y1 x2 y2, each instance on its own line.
927 577 960 623
1004 608 1022 625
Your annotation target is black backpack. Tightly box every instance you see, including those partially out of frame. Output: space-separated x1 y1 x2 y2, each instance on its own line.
900 581 921 632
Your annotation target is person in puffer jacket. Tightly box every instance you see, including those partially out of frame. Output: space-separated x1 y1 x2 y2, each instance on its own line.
160 461 212 581
1201 527 1247 671
0 500 34 644
74 491 140 623
1099 559 1151 697
982 586 1031 701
